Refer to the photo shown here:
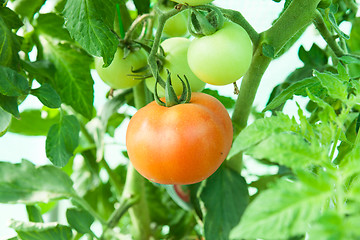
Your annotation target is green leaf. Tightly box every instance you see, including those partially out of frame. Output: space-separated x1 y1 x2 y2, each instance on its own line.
133 0 150 14
9 220 73 240
0 107 11 136
313 70 348 101
9 109 60 136
228 114 297 159
46 115 80 167
202 88 235 109
246 133 326 169
0 94 20 118
201 166 249 240
307 89 337 121
43 42 94 118
66 208 94 234
0 159 75 204
0 65 30 96
0 17 15 66
308 212 348 240
11 0 45 19
26 205 44 223
0 7 23 29
35 13 72 41
340 147 360 179
339 55 360 64
298 44 328 66
63 0 118 66
230 178 332 239
264 77 323 112
31 83 62 109
348 17 360 52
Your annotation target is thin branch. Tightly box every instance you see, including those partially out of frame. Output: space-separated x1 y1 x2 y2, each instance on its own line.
313 10 346 58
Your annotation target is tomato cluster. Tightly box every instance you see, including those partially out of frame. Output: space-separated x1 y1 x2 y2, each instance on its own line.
94 5 253 184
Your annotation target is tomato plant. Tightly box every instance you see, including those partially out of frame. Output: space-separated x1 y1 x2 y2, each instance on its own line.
146 37 205 96
2 0 360 240
187 21 253 85
95 47 148 89
126 92 233 184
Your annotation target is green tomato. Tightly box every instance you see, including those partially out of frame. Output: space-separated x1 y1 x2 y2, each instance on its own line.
146 37 205 97
95 48 148 89
163 8 188 38
187 22 253 86
171 0 214 6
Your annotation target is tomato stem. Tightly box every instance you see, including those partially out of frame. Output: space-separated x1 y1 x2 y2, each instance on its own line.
229 0 322 173
313 10 345 58
122 82 152 240
148 5 188 100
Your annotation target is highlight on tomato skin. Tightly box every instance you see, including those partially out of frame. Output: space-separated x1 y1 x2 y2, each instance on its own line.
125 92 233 185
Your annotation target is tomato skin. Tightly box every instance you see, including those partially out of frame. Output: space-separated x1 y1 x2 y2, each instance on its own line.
187 22 253 86
163 8 188 37
146 37 205 97
95 48 148 89
126 92 233 185
171 0 214 6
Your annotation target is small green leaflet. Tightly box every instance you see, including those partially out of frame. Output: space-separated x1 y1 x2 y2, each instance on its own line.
313 70 348 101
0 65 30 97
66 208 94 234
230 178 332 239
0 159 75 204
11 0 45 19
228 113 298 159
0 7 23 29
201 166 249 240
0 94 20 118
26 205 44 223
0 107 11 136
245 132 327 169
9 220 73 240
0 16 14 66
133 0 150 14
63 0 118 66
328 12 350 40
31 83 62 109
46 115 80 167
202 88 235 109
308 212 349 240
263 77 323 112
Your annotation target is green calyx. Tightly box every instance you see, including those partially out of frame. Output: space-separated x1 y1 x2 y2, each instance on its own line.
154 70 191 107
188 5 224 37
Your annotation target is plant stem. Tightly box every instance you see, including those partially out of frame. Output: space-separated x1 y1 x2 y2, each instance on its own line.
148 6 187 86
121 82 151 240
73 195 107 226
219 7 260 46
313 10 345 58
229 0 321 173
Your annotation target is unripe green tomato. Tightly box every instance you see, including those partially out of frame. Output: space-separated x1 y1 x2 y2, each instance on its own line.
187 22 253 86
163 9 188 38
171 0 214 6
95 48 148 89
146 37 205 97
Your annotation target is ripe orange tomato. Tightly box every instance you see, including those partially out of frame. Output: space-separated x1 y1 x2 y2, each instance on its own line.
126 92 233 185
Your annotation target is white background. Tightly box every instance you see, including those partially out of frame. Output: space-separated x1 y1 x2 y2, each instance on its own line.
0 0 356 238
